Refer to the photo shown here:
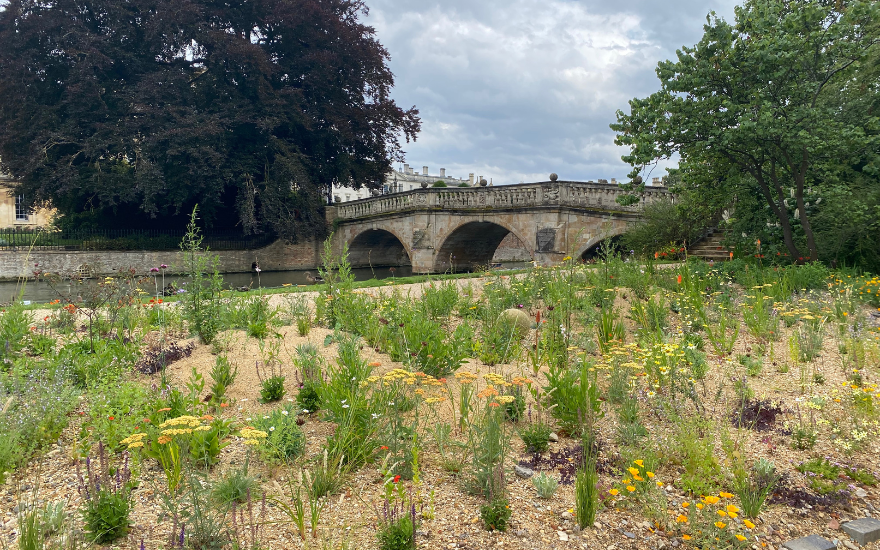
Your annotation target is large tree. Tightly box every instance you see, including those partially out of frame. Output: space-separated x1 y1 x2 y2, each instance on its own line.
611 0 879 263
0 0 419 239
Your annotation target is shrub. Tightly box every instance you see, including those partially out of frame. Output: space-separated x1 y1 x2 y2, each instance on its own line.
480 498 511 531
532 472 559 499
520 422 552 453
259 376 286 403
251 405 306 463
77 444 133 544
209 355 238 406
135 341 195 374
432 180 447 187
543 362 602 434
377 503 417 550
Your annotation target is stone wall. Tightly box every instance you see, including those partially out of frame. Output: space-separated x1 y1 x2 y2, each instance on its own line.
491 232 532 262
0 239 320 280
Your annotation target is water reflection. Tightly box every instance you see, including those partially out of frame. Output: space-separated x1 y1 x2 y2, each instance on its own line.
0 266 414 304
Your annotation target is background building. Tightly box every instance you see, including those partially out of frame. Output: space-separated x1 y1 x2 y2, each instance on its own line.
0 162 54 228
332 164 489 202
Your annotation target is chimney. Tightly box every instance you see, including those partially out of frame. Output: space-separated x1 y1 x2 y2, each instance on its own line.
403 163 409 174
652 177 660 185
423 166 429 175
469 173 474 184
610 178 616 184
440 168 446 177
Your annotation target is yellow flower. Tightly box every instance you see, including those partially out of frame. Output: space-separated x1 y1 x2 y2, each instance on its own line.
725 504 739 513
646 472 655 478
682 535 691 541
717 510 727 517
704 495 720 504
608 489 619 496
676 514 688 523
735 534 746 541
696 503 704 510
626 486 636 492
633 475 644 482
728 511 739 519
719 492 734 498
681 502 690 508
634 460 644 467
628 467 640 476
127 441 144 449
714 521 726 529
743 520 755 529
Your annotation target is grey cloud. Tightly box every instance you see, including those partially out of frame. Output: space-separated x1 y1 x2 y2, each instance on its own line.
367 0 740 184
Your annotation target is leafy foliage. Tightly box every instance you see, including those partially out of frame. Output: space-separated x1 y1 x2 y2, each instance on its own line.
0 0 420 238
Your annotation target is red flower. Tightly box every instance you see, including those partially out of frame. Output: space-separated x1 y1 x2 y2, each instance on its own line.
393 475 401 484
380 446 389 451
677 275 682 285
108 416 115 420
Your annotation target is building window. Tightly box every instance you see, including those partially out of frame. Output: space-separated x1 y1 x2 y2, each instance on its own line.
345 195 350 201
15 195 29 221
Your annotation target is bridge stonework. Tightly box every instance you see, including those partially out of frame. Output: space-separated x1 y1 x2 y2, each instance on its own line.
327 181 669 274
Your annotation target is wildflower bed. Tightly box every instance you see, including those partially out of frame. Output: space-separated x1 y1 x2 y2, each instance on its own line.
1 252 880 550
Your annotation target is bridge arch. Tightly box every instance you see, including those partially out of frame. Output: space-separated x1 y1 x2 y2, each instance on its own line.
433 221 532 272
347 228 412 268
577 230 626 262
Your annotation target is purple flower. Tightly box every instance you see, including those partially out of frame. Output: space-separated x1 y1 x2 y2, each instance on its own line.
160 264 168 269
150 267 160 273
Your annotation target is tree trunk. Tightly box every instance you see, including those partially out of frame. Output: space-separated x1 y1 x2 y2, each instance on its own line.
753 171 803 262
793 150 819 262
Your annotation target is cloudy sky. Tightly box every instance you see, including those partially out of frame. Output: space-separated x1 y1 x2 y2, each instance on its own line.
365 0 741 185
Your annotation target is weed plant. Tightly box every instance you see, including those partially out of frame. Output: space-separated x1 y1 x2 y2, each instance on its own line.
531 472 559 498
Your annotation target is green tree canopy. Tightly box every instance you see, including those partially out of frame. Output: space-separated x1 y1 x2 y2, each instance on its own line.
0 0 420 239
611 0 880 263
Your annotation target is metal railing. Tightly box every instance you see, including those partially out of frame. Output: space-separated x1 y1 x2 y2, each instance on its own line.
0 228 276 251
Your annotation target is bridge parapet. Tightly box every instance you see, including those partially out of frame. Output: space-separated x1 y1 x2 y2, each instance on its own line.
334 181 670 220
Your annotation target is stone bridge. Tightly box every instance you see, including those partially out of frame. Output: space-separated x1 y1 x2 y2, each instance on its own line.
326 180 670 273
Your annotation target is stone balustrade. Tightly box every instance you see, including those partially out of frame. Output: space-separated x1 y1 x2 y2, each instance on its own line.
333 181 669 220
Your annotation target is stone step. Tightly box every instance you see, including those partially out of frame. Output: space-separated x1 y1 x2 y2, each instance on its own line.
781 534 836 550
842 517 880 545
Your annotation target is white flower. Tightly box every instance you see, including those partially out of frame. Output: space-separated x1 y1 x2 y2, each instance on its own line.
264 415 270 419
371 413 381 419
241 398 248 402
269 426 275 431
302 409 309 414
281 410 289 416
342 404 350 409
246 417 252 421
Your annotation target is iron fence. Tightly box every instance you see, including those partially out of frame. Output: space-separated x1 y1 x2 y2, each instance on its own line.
0 228 276 251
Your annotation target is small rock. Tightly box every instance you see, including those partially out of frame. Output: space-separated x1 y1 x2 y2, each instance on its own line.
623 531 636 539
513 529 528 538
855 489 868 499
558 531 569 542
842 541 858 550
828 519 840 530
561 511 573 520
549 432 559 442
514 465 534 479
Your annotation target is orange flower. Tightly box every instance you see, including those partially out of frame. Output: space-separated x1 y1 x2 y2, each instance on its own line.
682 534 691 541
743 520 755 529
157 435 172 444
676 514 688 523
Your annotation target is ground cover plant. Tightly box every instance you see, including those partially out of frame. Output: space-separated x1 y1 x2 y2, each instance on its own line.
1 234 880 550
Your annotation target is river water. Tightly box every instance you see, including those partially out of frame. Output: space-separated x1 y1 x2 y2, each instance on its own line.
0 266 415 304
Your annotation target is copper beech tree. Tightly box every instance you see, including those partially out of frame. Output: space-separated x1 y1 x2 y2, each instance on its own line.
611 0 879 263
0 0 420 239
